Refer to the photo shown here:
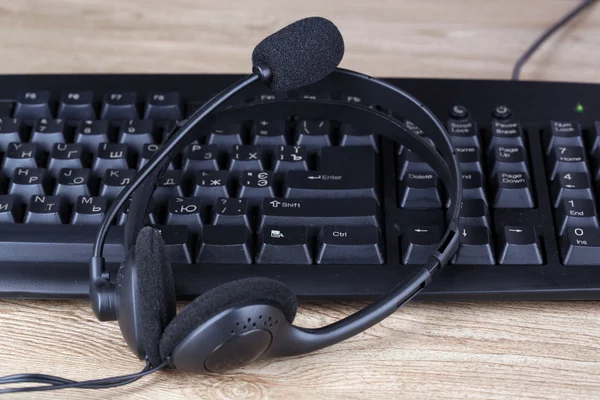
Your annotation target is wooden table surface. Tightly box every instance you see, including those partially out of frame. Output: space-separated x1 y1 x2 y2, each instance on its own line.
0 1 599 399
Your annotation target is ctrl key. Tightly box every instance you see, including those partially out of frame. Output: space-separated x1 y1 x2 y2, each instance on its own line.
256 226 312 264
316 226 384 264
560 227 600 266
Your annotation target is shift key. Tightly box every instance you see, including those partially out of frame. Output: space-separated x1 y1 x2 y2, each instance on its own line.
284 171 377 201
260 198 380 234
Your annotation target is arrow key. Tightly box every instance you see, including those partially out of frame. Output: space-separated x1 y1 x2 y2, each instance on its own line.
498 226 543 265
550 172 593 208
401 226 442 265
451 226 495 265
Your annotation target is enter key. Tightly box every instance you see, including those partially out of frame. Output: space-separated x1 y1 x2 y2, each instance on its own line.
284 170 377 201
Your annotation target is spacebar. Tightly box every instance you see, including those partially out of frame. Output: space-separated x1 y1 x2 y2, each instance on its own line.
0 225 191 263
0 225 124 263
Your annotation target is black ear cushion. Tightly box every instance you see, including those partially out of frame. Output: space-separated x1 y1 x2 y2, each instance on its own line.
158 277 297 360
135 226 177 367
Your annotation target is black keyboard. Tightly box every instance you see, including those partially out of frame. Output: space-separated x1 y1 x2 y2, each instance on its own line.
1 74 600 301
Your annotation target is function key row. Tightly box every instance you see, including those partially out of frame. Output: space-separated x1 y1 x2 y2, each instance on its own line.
9 91 184 121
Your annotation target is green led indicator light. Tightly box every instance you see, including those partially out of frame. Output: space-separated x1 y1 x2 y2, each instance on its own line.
575 103 585 113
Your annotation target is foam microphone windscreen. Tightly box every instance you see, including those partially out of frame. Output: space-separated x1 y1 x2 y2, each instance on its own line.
252 17 344 93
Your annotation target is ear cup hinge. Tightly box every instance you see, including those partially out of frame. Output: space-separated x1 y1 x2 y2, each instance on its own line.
89 256 117 321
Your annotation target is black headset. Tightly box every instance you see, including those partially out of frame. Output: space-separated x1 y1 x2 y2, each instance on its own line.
0 17 462 393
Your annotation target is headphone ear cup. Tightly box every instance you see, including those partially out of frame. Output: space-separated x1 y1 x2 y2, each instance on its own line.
135 226 177 366
159 277 297 362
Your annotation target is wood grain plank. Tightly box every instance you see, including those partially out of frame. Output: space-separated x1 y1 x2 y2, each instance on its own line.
0 0 599 398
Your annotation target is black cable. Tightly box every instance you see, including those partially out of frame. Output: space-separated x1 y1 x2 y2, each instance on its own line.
511 0 596 80
0 361 167 394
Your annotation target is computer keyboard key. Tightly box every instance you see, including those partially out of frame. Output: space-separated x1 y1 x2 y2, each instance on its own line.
0 195 23 223
154 170 185 205
398 149 435 178
14 91 52 119
238 171 276 206
0 118 22 151
182 144 219 176
74 120 111 154
93 143 132 175
547 146 588 180
398 172 442 209
144 92 182 120
9 168 50 203
397 136 434 156
497 226 543 265
488 121 525 151
560 227 600 266
556 199 598 235
54 168 93 203
192 171 231 201
461 172 487 202
101 92 138 120
99 169 135 201
455 146 483 173
285 170 377 201
207 125 244 150
166 197 205 234
550 172 594 208
339 124 378 151
316 225 383 264
30 119 67 153
490 146 528 176
545 121 584 154
256 226 312 264
138 143 177 170
24 195 67 224
47 143 86 176
70 196 107 225
459 199 490 227
493 172 534 208
318 146 377 176
196 225 252 264
117 198 157 226
2 143 42 175
0 224 191 263
118 120 156 153
451 226 495 265
251 120 287 146
401 226 443 265
273 145 309 175
228 145 265 173
58 91 95 120
260 198 380 234
212 198 251 229
294 120 332 151
447 120 480 147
